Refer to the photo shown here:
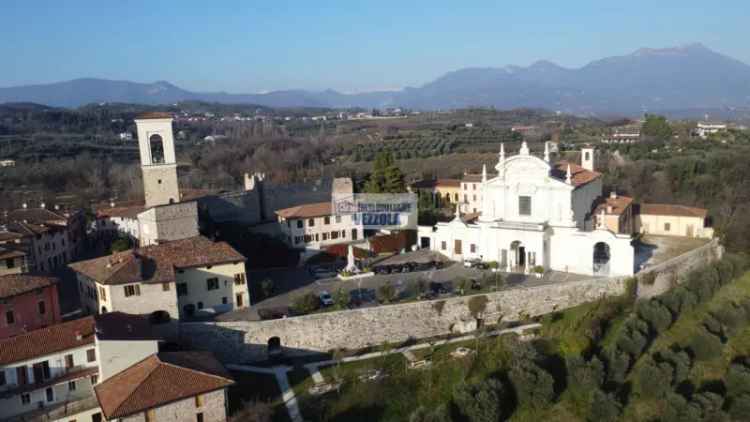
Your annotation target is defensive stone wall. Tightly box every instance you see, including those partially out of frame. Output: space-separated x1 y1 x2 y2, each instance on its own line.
180 238 723 363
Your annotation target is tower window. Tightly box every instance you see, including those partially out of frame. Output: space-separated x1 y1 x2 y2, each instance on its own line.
149 134 165 164
519 196 532 216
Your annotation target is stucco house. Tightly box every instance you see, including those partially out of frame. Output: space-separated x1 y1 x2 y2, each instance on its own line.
70 236 248 320
409 178 462 205
0 274 61 339
635 203 713 239
419 142 635 277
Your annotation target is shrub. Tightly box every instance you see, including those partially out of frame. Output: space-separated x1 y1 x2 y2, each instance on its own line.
690 392 726 421
566 355 605 390
657 349 692 386
637 299 674 334
452 378 509 422
687 328 723 361
726 361 750 398
230 399 273 422
260 278 274 299
641 272 657 286
377 282 397 303
508 361 555 409
703 314 725 339
588 389 622 422
713 305 748 336
605 349 631 385
409 405 452 422
728 394 750 421
291 292 320 315
110 236 132 253
467 295 489 318
616 323 648 358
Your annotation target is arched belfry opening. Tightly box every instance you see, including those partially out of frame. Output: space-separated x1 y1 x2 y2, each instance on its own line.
593 242 610 276
149 134 165 164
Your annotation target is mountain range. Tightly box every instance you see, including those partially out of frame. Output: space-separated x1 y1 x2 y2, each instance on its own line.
1 43 749 115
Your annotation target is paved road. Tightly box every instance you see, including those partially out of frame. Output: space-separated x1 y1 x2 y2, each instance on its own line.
218 261 590 322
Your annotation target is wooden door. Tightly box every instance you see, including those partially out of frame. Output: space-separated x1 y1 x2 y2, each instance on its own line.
454 239 462 255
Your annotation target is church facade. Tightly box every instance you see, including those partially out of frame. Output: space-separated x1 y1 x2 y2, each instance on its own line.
420 142 634 277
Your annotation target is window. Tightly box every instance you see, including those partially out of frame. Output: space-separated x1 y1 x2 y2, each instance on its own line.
206 278 219 291
351 229 357 241
38 301 46 315
145 409 155 422
46 387 54 402
315 233 319 242
6 310 14 325
87 348 96 363
90 374 98 385
518 196 532 216
335 215 342 223
473 184 477 191
177 283 188 296
441 241 447 251
197 302 204 310
664 222 671 232
21 393 30 405
195 394 204 407
322 233 329 241
65 354 74 368
123 284 140 297
464 194 468 202
234 273 246 285
68 381 77 391
470 244 476 253
162 283 170 291
222 297 228 305
308 218 315 227
324 216 330 225
5 258 14 268
196 413 204 422
149 134 165 164
98 287 107 301
0 371 5 386
331 231 339 240
296 220 303 229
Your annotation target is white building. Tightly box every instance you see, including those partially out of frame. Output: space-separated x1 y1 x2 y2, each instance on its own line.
276 202 364 261
420 142 634 277
695 122 727 139
0 159 16 167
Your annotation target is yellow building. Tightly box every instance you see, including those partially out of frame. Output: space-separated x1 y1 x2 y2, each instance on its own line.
409 178 461 205
636 203 713 238
593 192 634 234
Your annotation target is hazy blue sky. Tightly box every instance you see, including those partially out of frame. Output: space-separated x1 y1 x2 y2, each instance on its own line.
2 1 748 93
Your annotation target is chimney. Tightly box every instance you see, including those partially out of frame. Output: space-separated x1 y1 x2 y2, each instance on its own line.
581 147 595 171
75 331 83 341
607 205 613 214
610 191 617 199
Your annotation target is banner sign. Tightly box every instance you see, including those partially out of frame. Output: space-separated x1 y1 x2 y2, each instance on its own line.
332 193 417 230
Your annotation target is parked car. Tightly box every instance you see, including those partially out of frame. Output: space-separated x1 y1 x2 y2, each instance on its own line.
319 291 334 307
470 279 482 290
464 259 489 269
429 281 453 296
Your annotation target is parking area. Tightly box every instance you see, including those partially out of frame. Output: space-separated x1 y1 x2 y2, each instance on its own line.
218 248 593 322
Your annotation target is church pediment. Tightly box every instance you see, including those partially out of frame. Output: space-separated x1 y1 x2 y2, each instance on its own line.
492 155 552 185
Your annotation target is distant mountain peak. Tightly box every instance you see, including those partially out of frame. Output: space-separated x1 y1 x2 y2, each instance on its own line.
632 42 711 57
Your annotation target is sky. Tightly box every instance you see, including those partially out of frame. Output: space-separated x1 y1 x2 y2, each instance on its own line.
2 0 748 93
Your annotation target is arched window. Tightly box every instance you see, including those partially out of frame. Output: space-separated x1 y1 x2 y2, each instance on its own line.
149 134 165 164
593 242 611 276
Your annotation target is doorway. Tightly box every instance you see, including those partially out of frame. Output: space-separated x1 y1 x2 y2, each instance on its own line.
454 239 463 255
236 293 244 307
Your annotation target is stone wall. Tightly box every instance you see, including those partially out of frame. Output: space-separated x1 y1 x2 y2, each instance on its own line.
636 238 723 298
181 277 626 363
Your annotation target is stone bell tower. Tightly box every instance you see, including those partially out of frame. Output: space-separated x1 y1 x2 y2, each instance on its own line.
134 113 180 208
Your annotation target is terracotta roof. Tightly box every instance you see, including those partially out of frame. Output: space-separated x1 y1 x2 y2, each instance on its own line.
96 202 147 219
0 231 25 242
0 317 95 365
323 243 369 259
69 236 245 285
551 161 602 188
639 203 708 218
5 208 70 225
0 273 58 299
410 179 461 189
135 112 173 120
95 312 163 341
276 201 332 219
594 194 634 216
95 352 234 419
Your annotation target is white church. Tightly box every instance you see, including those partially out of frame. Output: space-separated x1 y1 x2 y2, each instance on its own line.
419 142 635 277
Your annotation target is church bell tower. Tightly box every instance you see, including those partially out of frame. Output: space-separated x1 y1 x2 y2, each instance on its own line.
134 113 181 208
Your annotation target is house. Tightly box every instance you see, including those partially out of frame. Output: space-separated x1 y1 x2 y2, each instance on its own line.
601 132 640 144
409 178 462 206
0 205 87 273
460 171 496 214
695 122 727 139
70 236 249 320
0 233 28 276
0 274 61 339
276 202 364 261
94 352 234 422
635 204 713 239
592 192 635 234
0 317 100 421
419 142 635 277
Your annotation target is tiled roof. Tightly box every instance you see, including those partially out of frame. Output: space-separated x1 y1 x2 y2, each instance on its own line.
410 179 461 189
276 201 332 219
0 231 25 242
69 236 245 285
639 203 708 218
551 161 602 188
0 317 95 365
5 208 70 225
94 352 234 419
594 194 634 216
96 203 146 219
94 312 163 341
0 274 58 299
135 112 173 120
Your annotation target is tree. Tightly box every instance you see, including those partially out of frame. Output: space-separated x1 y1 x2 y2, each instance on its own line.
260 278 274 300
687 328 723 361
230 400 273 422
641 114 673 140
508 360 555 409
110 236 132 253
409 405 452 422
291 292 320 315
452 378 509 422
588 389 622 422
363 151 406 193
